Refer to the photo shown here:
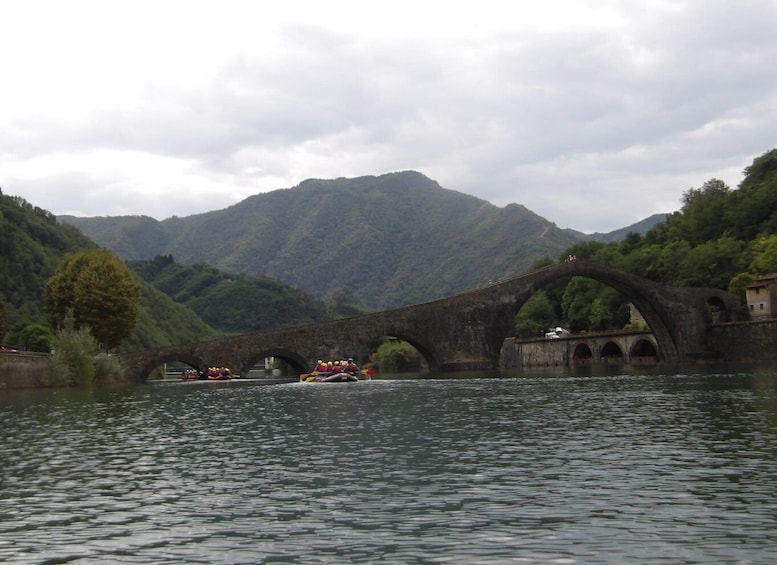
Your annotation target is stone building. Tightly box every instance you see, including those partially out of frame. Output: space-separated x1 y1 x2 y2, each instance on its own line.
745 273 777 319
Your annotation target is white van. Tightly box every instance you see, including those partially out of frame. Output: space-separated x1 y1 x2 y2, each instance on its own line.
545 327 570 339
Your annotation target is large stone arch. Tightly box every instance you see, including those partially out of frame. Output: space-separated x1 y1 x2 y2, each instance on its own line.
137 352 206 382
361 323 442 372
238 348 308 377
487 261 741 365
118 260 742 379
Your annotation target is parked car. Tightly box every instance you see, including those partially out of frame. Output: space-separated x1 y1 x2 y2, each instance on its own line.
545 327 570 339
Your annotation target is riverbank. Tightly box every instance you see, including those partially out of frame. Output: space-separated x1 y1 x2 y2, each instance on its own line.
5 319 777 389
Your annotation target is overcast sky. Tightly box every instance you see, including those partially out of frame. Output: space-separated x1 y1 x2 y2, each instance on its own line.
2 1 776 233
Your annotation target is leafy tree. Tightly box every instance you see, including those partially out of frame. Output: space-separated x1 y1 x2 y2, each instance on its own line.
513 319 543 340
728 272 756 302
749 235 777 274
621 243 663 279
675 236 748 289
513 291 555 338
45 249 140 350
561 277 598 332
49 314 97 385
561 277 629 332
655 240 693 283
371 340 423 372
677 179 731 246
17 323 55 352
731 149 777 240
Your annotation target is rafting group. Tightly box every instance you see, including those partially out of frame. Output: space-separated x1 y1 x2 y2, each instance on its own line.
300 358 373 383
178 367 234 381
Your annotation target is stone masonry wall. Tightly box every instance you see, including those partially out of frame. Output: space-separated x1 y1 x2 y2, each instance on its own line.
705 320 777 362
0 352 52 389
500 337 569 370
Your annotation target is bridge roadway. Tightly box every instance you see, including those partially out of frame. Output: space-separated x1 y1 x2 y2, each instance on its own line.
118 260 741 381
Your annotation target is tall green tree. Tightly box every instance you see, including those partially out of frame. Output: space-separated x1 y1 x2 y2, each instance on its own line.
45 249 140 350
513 291 556 338
677 179 731 246
749 234 777 275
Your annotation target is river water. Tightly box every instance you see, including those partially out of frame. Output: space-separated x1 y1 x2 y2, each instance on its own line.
1 367 776 564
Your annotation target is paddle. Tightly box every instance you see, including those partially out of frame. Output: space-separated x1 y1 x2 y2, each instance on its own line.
299 371 320 381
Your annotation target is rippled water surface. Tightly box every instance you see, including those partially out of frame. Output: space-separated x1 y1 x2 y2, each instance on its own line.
1 370 777 563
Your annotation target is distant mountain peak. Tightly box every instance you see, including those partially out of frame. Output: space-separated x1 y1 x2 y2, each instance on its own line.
59 172 663 309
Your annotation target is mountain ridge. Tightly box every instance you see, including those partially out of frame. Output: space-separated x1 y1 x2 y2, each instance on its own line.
60 171 660 309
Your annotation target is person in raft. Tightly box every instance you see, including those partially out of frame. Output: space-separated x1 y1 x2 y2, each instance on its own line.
344 358 360 375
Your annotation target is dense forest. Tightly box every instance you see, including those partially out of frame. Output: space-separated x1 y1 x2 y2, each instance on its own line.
127 254 363 335
0 192 95 344
0 191 343 351
0 188 218 351
514 148 777 338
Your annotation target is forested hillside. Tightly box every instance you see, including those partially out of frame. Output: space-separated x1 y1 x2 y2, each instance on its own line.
128 255 362 334
0 192 94 340
526 148 777 336
63 172 584 309
0 191 217 351
566 149 777 290
1 189 379 353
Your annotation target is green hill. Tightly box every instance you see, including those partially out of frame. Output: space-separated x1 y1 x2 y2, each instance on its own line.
127 255 359 335
62 171 586 309
0 190 216 351
0 193 94 339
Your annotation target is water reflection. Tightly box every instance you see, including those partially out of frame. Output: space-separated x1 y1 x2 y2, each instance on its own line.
1 370 776 563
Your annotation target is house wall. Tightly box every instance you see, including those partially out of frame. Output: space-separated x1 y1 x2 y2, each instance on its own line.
746 281 777 319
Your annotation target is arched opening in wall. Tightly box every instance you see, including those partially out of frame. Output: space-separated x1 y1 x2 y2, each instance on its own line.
243 356 281 378
243 350 307 379
706 295 732 323
141 354 205 382
630 339 658 365
571 343 593 365
509 275 650 343
366 335 436 375
600 341 624 365
511 287 566 340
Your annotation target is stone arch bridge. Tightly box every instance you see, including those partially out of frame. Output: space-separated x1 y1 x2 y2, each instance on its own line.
118 260 741 381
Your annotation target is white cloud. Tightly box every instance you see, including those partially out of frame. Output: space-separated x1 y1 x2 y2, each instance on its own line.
2 0 776 232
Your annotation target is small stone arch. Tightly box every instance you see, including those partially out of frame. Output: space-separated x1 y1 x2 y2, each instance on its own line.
706 294 734 323
572 343 594 365
600 341 624 365
630 338 658 364
240 349 308 377
138 352 205 382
